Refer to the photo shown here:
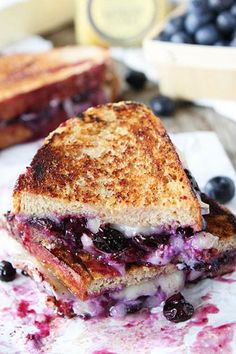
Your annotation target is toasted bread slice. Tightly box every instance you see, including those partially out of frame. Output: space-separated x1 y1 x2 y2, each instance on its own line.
0 46 118 120
13 101 202 230
203 194 236 253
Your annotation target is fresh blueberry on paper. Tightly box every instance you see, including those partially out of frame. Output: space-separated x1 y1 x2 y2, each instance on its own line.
125 70 147 91
205 176 235 204
163 293 194 323
150 95 176 117
0 261 16 282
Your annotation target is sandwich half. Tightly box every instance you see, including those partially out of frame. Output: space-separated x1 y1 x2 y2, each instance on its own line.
6 101 236 318
0 46 119 149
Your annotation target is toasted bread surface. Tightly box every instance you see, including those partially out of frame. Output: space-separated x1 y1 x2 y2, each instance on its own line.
0 46 114 120
13 102 202 230
203 194 236 252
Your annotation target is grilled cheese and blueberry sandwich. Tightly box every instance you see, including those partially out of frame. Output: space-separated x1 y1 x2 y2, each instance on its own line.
0 46 119 149
6 102 236 319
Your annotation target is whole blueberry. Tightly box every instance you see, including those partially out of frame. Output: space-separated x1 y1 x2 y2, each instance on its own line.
93 227 129 254
156 31 170 42
214 39 228 46
163 15 186 37
163 293 194 323
0 261 16 282
170 32 193 44
231 4 236 17
208 0 234 12
216 11 236 33
188 0 210 13
133 234 169 251
230 37 236 46
125 70 147 91
204 176 235 204
185 12 214 35
150 95 176 117
195 24 220 45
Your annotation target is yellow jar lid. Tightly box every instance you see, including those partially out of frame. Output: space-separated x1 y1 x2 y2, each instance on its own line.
87 0 158 45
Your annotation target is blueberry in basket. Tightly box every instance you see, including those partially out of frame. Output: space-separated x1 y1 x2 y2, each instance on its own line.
156 0 236 47
208 0 234 12
150 95 176 117
195 24 220 45
204 176 235 204
125 70 147 91
0 261 16 282
170 32 193 44
163 15 186 37
184 12 214 34
216 11 236 33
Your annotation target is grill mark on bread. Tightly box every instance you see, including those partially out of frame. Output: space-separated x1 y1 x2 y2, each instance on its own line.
0 60 89 84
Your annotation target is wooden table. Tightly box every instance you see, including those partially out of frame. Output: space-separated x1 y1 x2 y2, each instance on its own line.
46 25 236 169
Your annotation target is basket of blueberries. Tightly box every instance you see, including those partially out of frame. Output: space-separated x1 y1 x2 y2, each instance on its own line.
143 0 236 101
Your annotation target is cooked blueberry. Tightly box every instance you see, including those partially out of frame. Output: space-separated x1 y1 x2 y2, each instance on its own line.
208 0 234 11
204 176 235 204
72 92 89 103
28 217 61 233
63 217 87 249
150 95 175 117
176 227 194 238
126 300 143 314
125 70 147 91
93 227 129 253
0 261 16 282
21 270 29 277
170 32 193 44
188 0 210 13
216 11 236 33
185 12 214 34
195 24 220 45
133 234 169 251
231 4 236 17
163 15 186 37
163 293 194 323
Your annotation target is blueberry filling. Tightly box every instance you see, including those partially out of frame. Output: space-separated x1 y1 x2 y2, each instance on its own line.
0 260 16 282
93 227 129 253
132 233 170 251
9 213 219 273
163 292 194 323
0 88 107 138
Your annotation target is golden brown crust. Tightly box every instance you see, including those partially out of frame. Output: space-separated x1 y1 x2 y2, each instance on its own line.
13 102 202 229
0 46 116 120
0 124 32 149
203 193 236 244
